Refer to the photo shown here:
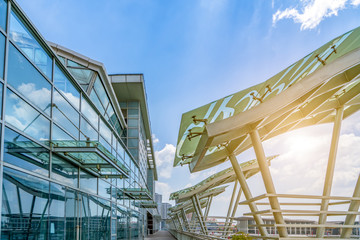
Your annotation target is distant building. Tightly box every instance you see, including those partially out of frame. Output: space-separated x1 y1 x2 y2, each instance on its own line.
236 216 360 237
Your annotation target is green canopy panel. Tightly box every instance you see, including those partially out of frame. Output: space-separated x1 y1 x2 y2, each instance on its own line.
136 200 158 209
52 140 129 178
123 188 152 200
177 185 228 204
173 26 360 173
170 156 278 201
169 198 208 213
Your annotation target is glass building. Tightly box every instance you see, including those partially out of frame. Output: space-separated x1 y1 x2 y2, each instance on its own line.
0 0 159 239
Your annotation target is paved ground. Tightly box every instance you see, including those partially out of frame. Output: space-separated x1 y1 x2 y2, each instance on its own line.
145 230 177 240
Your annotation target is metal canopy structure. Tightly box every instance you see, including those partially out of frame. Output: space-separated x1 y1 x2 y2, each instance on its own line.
52 140 130 178
174 26 360 173
170 156 277 203
170 26 360 239
122 188 153 200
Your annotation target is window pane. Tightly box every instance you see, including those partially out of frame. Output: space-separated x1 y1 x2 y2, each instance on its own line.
0 0 7 31
52 123 74 141
128 128 138 138
1 167 49 239
80 117 98 141
4 127 49 175
89 88 105 115
49 183 66 239
100 118 111 143
98 179 111 199
9 10 52 79
93 76 109 108
51 154 78 188
127 118 138 127
8 43 51 115
79 169 97 194
0 33 5 79
5 88 50 142
54 64 80 109
65 189 77 240
67 65 94 85
53 90 79 138
81 98 98 129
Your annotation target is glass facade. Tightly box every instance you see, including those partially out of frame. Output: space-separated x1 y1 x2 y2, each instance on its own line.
0 1 159 239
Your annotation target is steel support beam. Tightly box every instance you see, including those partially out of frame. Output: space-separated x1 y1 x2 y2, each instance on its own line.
224 180 238 236
228 152 268 237
191 195 208 235
181 208 190 232
341 174 360 238
249 129 288 237
204 195 213 219
177 212 185 231
317 106 344 238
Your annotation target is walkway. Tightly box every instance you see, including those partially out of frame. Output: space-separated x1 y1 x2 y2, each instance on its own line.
145 230 177 240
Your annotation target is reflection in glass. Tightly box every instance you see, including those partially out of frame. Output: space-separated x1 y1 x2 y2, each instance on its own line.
100 118 112 144
3 127 49 176
93 76 109 109
117 207 129 240
0 33 5 79
5 88 50 142
98 179 111 199
81 97 98 130
51 154 78 188
65 189 77 240
90 88 106 115
0 0 6 31
98 198 111 239
8 43 51 115
49 183 66 239
1 167 49 239
80 117 98 141
53 89 79 138
9 10 52 79
79 169 97 194
54 64 80 109
52 123 75 141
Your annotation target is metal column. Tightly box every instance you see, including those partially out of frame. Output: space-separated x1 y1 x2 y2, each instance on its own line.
228 152 268 237
249 129 288 237
341 174 360 238
191 195 208 235
317 106 344 238
204 195 213 219
224 180 238 236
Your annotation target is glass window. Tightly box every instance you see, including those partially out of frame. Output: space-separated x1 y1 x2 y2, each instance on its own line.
100 118 112 143
128 138 138 148
8 43 51 115
51 154 78 188
53 90 79 138
128 118 138 127
79 169 97 194
128 101 139 108
52 123 75 141
65 189 77 240
0 33 5 79
0 0 7 31
49 183 66 239
89 88 106 115
0 82 3 116
100 136 111 153
54 64 80 109
128 109 139 117
98 179 111 199
1 167 49 239
9 10 52 79
89 196 101 239
93 76 109 108
58 55 66 65
128 128 138 138
3 127 49 175
81 97 98 129
5 88 50 142
117 141 125 160
80 117 98 141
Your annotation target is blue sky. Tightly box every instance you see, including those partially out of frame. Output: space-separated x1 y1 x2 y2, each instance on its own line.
16 0 360 217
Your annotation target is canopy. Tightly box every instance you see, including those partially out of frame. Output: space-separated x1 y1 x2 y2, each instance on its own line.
170 156 277 201
174 26 360 172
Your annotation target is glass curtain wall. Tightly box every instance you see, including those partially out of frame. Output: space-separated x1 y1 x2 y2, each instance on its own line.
0 1 149 239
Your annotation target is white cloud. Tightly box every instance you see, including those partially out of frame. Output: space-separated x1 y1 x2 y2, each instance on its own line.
152 133 159 144
272 0 360 30
155 144 176 179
